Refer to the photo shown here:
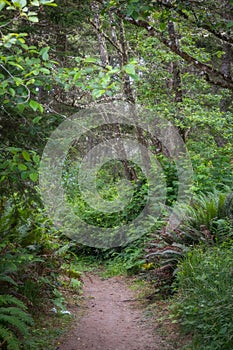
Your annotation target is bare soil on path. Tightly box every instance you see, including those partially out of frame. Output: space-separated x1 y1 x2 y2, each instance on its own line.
58 274 182 350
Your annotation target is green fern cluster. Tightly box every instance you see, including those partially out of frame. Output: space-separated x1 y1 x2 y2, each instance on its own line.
145 191 233 295
0 244 34 350
0 294 33 350
0 196 70 349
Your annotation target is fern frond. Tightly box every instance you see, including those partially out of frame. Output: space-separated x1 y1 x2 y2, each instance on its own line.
0 295 26 309
0 326 20 350
0 325 12 342
6 335 20 350
0 307 33 325
0 314 29 336
0 275 17 286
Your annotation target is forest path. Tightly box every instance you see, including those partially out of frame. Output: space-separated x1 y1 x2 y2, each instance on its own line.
58 274 175 350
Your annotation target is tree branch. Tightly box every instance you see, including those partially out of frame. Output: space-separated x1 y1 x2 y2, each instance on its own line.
117 16 233 90
88 19 123 55
156 0 233 45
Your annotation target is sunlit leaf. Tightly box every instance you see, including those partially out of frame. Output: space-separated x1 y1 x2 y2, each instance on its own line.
29 172 38 182
22 151 30 162
18 163 27 171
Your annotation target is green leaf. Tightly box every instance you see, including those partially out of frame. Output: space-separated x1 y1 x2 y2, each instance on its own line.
28 16 39 22
84 57 98 63
28 11 37 16
32 116 42 124
74 71 82 80
26 78 35 85
22 150 30 161
227 20 233 28
40 0 57 5
0 2 6 11
123 64 136 76
32 154 40 163
21 171 28 179
29 99 42 111
17 104 26 113
11 1 20 8
14 77 23 86
9 88 16 97
40 47 50 60
29 172 38 182
19 0 27 7
71 278 81 288
30 0 40 5
40 67 50 74
8 61 24 70
92 89 105 99
18 163 27 171
7 147 21 154
160 22 167 31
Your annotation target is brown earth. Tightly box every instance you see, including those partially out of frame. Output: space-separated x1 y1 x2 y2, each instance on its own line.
58 274 187 350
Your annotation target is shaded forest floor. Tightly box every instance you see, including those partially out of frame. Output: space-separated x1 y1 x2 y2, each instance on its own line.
57 273 190 350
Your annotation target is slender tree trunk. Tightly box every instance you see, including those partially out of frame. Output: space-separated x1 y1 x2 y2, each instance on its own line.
219 0 233 112
168 22 183 103
167 21 190 142
118 19 135 104
93 5 109 68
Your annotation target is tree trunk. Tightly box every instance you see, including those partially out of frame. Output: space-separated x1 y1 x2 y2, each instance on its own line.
219 0 233 112
93 5 109 68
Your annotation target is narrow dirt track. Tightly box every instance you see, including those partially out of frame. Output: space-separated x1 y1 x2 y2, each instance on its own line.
58 274 173 350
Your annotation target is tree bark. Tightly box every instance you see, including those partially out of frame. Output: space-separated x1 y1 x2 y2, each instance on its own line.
92 3 109 68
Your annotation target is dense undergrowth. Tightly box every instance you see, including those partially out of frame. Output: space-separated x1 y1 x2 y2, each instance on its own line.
171 243 233 350
0 194 83 350
0 185 232 349
0 192 232 349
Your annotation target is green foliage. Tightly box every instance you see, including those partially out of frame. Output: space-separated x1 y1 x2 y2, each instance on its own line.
0 191 75 348
102 244 146 277
171 244 233 349
0 148 40 195
64 159 149 230
0 294 33 350
0 194 55 245
180 191 233 243
145 191 233 295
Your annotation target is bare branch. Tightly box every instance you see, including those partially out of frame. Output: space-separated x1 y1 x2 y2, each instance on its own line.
156 0 233 45
88 19 123 55
117 17 233 90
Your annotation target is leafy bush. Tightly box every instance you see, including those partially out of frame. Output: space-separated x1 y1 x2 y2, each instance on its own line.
145 191 233 295
171 244 233 349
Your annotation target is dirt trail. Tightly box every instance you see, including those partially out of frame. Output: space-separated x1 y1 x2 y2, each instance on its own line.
58 274 174 350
